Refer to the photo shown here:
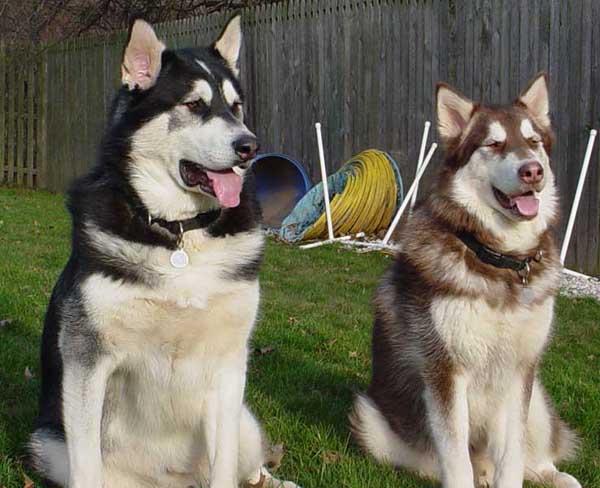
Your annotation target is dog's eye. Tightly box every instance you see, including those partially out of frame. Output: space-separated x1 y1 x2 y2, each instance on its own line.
184 99 206 112
528 136 542 145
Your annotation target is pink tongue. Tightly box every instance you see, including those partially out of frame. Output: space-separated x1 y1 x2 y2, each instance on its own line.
511 194 539 217
205 170 243 208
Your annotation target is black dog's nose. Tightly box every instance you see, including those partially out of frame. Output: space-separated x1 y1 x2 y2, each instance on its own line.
233 136 259 161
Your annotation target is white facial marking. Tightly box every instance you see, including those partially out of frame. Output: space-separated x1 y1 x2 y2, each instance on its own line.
486 121 507 144
196 60 212 75
184 79 213 106
222 79 239 106
520 118 540 140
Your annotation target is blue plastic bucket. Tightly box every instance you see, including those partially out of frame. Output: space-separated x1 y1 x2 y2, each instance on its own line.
252 153 311 228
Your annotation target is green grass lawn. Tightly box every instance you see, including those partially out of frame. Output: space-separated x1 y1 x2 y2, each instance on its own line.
0 187 599 487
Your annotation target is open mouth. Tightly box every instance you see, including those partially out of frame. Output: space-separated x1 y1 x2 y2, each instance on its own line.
179 159 243 208
493 187 539 220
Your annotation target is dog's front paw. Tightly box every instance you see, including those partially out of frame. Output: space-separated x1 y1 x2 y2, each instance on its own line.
244 468 301 488
263 471 301 488
552 471 582 488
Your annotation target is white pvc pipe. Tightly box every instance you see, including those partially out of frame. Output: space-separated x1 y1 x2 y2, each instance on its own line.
560 129 597 264
315 122 335 241
343 240 398 250
410 121 431 211
563 268 596 280
382 143 438 245
299 235 352 250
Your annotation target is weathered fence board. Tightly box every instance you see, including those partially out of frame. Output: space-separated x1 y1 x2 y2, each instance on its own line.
1 0 599 274
0 48 44 188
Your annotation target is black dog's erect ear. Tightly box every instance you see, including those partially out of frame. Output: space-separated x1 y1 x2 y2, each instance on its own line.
122 19 165 91
436 82 475 143
213 15 242 76
518 72 551 128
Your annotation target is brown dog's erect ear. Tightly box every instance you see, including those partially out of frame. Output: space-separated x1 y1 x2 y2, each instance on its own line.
213 15 242 76
518 72 551 128
121 20 165 91
436 83 475 142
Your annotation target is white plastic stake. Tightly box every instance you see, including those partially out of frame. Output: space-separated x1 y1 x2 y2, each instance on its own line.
315 122 335 241
560 129 597 264
299 235 352 250
382 143 438 245
410 121 431 211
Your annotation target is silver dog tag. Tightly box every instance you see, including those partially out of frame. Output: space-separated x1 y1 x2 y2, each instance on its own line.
170 249 189 269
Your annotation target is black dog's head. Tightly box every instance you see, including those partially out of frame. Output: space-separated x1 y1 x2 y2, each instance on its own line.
110 16 257 219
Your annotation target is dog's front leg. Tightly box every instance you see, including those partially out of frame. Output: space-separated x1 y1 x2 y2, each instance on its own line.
62 356 113 488
488 371 529 487
209 362 246 488
424 374 474 488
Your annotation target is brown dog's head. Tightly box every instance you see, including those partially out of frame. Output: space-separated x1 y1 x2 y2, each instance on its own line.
436 74 558 249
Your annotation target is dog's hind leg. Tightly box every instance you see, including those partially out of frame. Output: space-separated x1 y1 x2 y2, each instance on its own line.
524 380 581 488
239 407 300 488
349 394 438 478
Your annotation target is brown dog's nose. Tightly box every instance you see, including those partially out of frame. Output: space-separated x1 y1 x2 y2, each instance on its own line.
518 161 544 185
233 136 259 161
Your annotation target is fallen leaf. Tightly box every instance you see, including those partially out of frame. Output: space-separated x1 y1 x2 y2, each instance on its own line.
348 351 358 358
266 443 285 471
255 346 274 356
326 338 338 347
287 316 299 325
321 450 342 464
24 367 34 380
23 473 35 488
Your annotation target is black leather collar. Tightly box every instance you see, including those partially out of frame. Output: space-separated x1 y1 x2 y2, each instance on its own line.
456 231 543 284
149 208 222 238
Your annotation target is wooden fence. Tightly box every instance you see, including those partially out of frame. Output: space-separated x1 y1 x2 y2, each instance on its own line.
1 0 599 274
0 44 47 188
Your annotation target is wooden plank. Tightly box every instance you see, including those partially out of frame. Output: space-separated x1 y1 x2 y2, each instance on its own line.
518 0 529 87
414 0 424 165
577 0 594 272
498 0 510 104
27 64 35 188
407 0 417 172
566 1 582 269
7 64 15 185
37 54 48 190
341 0 353 161
590 0 600 274
16 65 25 185
480 0 493 103
0 42 5 184
472 0 482 100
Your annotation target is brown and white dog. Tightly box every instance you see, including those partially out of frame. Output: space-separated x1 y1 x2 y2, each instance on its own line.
350 74 582 488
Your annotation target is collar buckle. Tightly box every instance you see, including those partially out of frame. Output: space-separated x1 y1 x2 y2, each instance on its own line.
176 221 184 249
517 261 531 286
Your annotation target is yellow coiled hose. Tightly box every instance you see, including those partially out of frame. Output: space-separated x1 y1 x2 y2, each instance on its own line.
302 149 398 240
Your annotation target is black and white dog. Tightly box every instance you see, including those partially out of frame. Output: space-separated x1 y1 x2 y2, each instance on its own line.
30 16 299 488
